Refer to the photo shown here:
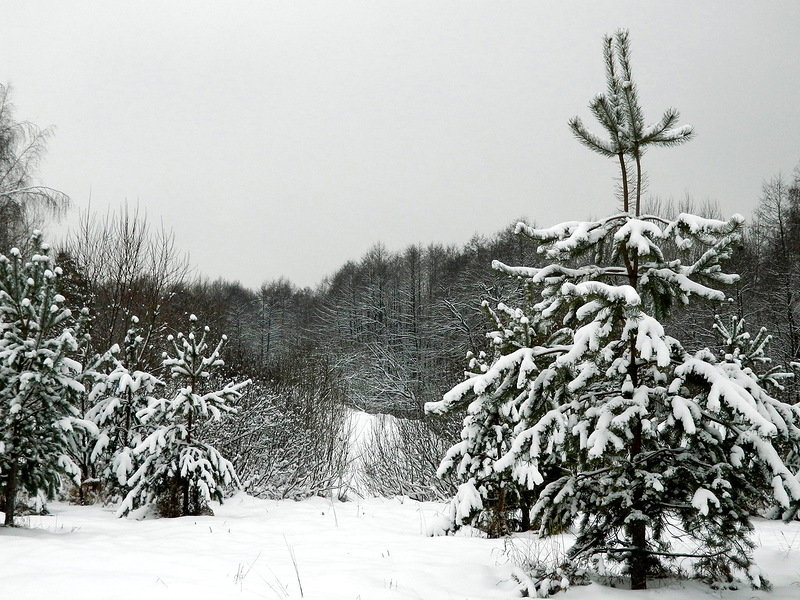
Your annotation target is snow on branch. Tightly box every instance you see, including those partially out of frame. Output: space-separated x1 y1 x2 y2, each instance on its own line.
424 346 568 416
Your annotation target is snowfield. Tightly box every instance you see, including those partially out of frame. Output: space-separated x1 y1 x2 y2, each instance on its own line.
1 494 799 600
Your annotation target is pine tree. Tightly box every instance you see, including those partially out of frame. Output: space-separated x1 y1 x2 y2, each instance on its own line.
87 316 165 499
713 315 793 392
427 30 800 590
56 249 105 502
0 232 96 525
427 301 566 536
64 345 111 504
118 315 248 517
712 315 800 514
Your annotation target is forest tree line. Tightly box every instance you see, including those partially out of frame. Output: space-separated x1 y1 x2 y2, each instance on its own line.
55 180 799 410
56 184 799 415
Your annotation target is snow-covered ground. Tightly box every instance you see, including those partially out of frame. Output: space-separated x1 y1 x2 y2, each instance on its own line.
2 494 799 600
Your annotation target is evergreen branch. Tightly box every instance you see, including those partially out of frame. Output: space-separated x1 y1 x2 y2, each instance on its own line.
568 117 616 157
641 108 680 143
589 96 622 143
603 34 619 98
585 546 732 559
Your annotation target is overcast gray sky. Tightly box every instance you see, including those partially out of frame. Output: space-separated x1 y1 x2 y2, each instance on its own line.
2 2 798 288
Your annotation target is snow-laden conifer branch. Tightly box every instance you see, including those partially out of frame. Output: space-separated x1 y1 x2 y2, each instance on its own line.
425 346 568 416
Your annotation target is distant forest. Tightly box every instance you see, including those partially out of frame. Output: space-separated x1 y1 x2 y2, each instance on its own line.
58 178 799 416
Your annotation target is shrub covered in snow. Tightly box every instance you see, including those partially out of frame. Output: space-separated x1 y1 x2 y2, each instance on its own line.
358 411 458 502
502 536 589 598
210 368 353 501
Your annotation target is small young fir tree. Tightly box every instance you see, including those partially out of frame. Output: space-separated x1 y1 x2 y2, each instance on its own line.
87 316 165 499
118 315 248 517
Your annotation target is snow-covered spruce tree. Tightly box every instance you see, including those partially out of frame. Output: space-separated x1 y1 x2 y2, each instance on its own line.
427 300 569 537
714 315 794 395
87 316 164 500
118 315 248 517
63 345 111 504
712 315 800 518
0 232 97 525
427 30 800 590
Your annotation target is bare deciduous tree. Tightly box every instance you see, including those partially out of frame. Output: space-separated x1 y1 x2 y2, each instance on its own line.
0 84 68 250
64 204 191 365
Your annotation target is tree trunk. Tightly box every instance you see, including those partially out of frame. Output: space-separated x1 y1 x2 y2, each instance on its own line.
520 500 531 532
182 478 190 516
3 462 18 526
78 465 86 505
628 417 647 590
630 520 648 589
626 250 647 590
634 151 643 216
618 153 630 212
492 485 507 538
